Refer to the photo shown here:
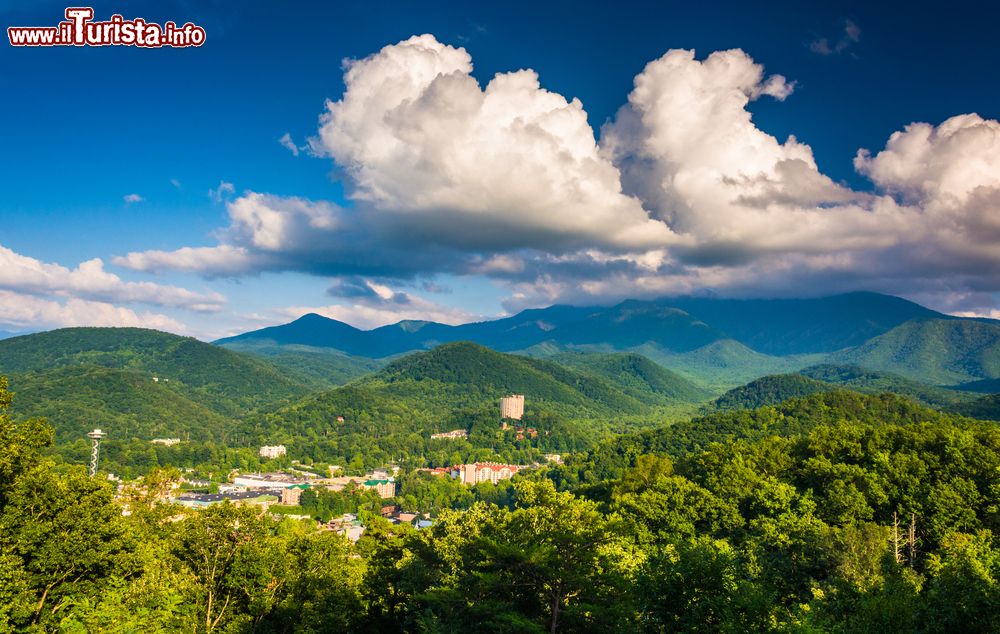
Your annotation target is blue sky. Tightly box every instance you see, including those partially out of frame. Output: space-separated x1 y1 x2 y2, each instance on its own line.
2 0 1000 338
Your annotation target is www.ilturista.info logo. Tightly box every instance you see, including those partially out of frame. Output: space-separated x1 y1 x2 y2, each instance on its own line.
8 7 206 48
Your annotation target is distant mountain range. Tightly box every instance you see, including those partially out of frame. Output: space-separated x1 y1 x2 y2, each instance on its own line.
217 292 941 356
217 292 1000 389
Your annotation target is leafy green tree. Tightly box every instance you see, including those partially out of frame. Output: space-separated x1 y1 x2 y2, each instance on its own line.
172 503 275 632
0 464 139 629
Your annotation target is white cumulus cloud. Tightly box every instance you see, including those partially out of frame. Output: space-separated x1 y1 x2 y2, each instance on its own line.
0 244 226 312
315 34 675 252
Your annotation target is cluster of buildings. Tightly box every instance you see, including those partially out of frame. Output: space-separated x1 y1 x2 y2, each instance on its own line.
163 393 547 524
327 513 365 542
175 489 285 510
417 462 525 486
501 422 540 440
324 507 434 543
171 467 399 511
380 505 433 529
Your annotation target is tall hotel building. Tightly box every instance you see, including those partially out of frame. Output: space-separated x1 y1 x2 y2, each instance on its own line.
500 394 525 420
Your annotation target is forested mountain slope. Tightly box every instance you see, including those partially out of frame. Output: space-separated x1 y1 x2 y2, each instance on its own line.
0 328 312 416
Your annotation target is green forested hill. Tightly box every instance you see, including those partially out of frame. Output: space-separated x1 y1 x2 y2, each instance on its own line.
216 295 1000 396
7 376 1000 632
800 364 975 407
675 389 960 456
219 292 941 357
952 393 1000 421
0 328 311 416
560 390 976 486
217 341 384 388
633 339 825 390
713 373 832 410
6 366 237 442
548 351 711 403
257 343 700 465
353 342 646 416
833 318 1000 385
712 365 977 411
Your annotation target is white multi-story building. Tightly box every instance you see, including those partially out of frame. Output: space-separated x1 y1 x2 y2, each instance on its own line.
259 445 287 459
460 462 520 485
500 394 525 420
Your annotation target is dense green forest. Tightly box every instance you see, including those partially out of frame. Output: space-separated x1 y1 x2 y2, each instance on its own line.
4 375 1000 632
800 365 976 409
546 351 711 403
627 339 826 390
953 392 1000 421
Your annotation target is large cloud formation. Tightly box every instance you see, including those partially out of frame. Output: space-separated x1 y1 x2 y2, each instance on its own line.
116 35 1000 318
316 34 674 252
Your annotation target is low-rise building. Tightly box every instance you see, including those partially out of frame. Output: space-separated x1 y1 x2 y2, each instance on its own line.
174 489 282 509
430 429 468 440
417 466 456 478
233 473 307 489
151 438 181 446
514 426 538 440
259 445 287 459
327 513 365 542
